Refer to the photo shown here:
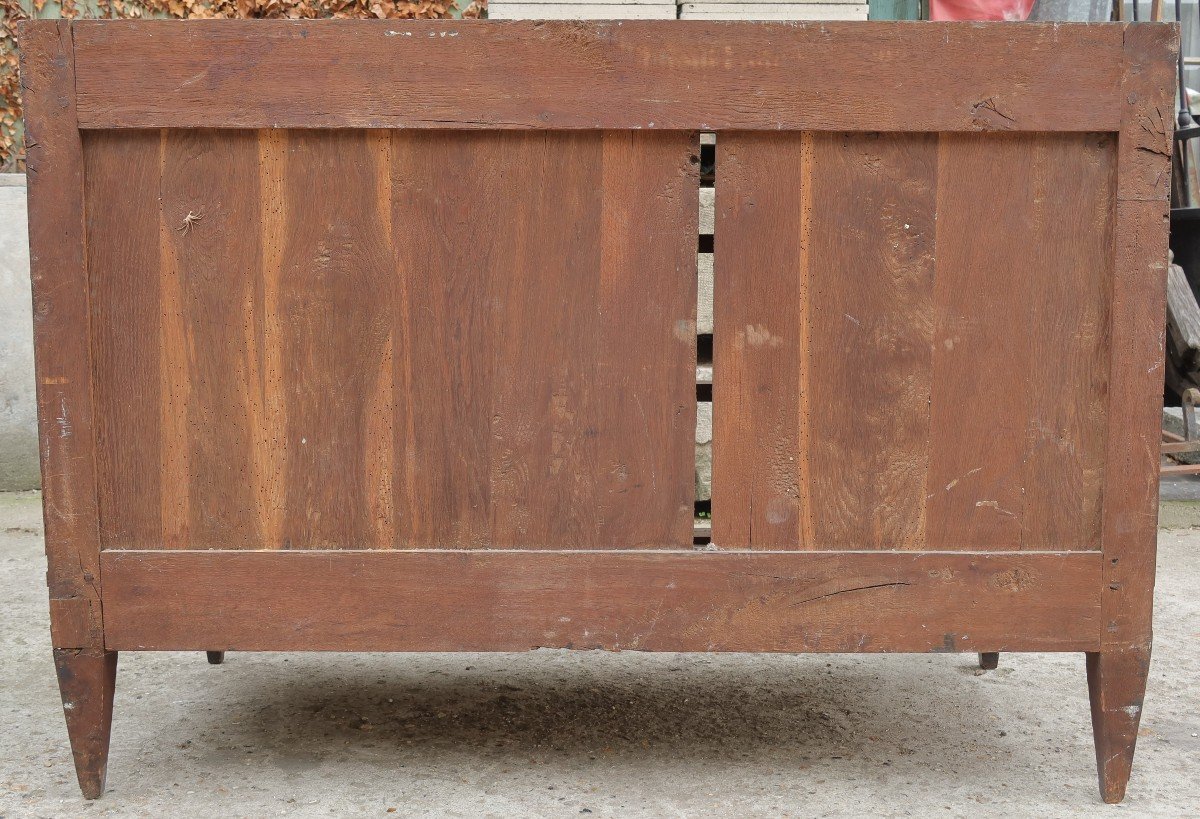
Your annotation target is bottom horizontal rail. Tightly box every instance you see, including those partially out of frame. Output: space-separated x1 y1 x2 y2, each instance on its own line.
99 549 1102 653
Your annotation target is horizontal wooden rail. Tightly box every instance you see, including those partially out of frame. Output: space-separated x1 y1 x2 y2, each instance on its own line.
101 549 1102 653
59 20 1165 132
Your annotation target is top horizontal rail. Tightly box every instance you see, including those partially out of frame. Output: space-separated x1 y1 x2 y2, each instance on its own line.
49 20 1171 132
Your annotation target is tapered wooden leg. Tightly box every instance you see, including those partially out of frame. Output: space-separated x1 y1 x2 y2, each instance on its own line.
978 652 999 670
53 648 117 800
1087 647 1151 804
206 651 225 665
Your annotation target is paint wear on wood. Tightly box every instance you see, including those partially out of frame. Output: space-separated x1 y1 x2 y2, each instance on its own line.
86 129 696 551
19 20 1176 803
712 132 1112 552
69 21 1134 132
100 550 1103 653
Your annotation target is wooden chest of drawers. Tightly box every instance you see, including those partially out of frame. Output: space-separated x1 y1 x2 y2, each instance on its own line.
20 18 1175 803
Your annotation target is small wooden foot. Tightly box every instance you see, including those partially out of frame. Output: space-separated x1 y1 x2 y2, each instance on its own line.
206 651 225 665
978 652 999 670
1087 647 1151 804
53 648 117 800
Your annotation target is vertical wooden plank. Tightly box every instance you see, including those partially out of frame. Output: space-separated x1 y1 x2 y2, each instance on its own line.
19 20 103 646
594 131 698 547
158 130 264 549
926 135 1033 550
276 130 394 549
365 131 397 549
715 131 1111 551
391 130 503 549
251 129 290 550
804 133 937 549
714 133 938 551
712 132 807 549
85 130 163 552
1100 25 1174 648
157 130 190 550
486 133 605 548
714 133 938 550
928 134 1113 551
393 131 696 549
1021 134 1115 550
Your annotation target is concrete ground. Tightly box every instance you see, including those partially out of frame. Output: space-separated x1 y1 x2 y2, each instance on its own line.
0 491 1196 818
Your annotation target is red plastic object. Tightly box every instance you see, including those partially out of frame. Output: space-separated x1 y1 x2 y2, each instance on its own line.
930 0 1034 20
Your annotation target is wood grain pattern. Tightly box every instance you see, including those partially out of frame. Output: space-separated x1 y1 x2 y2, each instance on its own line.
100 550 1103 653
86 131 164 552
804 133 937 550
67 20 1142 133
713 132 1114 551
389 130 494 548
159 129 265 549
22 20 1178 803
19 21 104 648
927 133 1114 551
1087 647 1152 803
1099 23 1175 653
52 649 117 800
1082 25 1175 803
86 129 696 550
711 132 807 549
594 132 699 545
276 130 394 549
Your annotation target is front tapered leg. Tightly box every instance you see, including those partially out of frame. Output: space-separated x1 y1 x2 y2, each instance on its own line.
206 651 225 665
1087 647 1151 804
978 652 999 670
53 648 117 799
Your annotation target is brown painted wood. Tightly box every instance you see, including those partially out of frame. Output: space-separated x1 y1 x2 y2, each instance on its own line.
978 652 999 670
1101 25 1174 653
711 132 805 550
19 21 105 650
1087 647 1151 803
926 133 1114 551
161 130 267 549
391 130 696 548
206 651 225 665
100 550 1103 653
53 649 117 800
85 129 696 550
713 132 1114 551
1082 25 1176 805
274 130 395 549
20 19 1177 802
86 130 166 551
67 21 1136 133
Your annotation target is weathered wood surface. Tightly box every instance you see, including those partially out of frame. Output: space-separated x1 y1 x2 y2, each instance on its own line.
1100 23 1173 654
52 649 117 800
100 550 1103 652
86 128 696 551
712 132 1114 551
1081 26 1173 804
1165 261 1200 374
20 20 1177 802
68 21 1144 132
1087 647 1151 803
19 22 104 650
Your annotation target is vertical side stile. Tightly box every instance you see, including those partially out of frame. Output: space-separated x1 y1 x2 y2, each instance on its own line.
1101 25 1174 659
1087 23 1175 805
19 21 103 648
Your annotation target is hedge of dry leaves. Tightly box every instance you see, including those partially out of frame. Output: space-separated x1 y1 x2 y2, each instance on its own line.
0 0 483 171
1 0 23 170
